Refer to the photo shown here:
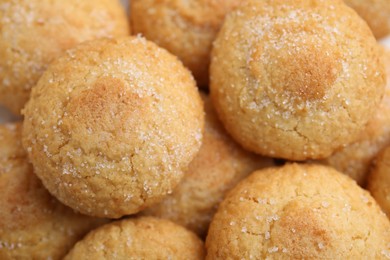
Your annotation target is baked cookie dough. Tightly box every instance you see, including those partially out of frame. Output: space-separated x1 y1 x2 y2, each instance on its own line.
64 217 205 260
206 164 390 259
368 146 390 217
22 37 204 218
0 123 106 260
344 0 390 39
0 0 129 115
130 0 241 87
142 95 274 237
316 47 390 185
210 0 386 160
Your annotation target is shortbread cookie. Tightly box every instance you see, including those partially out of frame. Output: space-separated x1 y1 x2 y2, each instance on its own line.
22 37 204 218
210 0 385 160
142 95 274 236
368 146 390 217
206 164 390 259
64 217 205 260
0 0 129 114
130 0 241 87
0 123 106 260
345 0 390 39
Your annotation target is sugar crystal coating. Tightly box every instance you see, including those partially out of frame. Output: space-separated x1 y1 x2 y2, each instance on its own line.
210 0 386 160
315 47 390 184
22 37 204 218
206 164 390 259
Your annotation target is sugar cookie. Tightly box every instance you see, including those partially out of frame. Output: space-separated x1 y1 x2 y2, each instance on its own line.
210 0 385 160
64 217 205 260
0 0 129 114
316 47 390 184
0 123 105 260
22 37 204 218
130 0 241 87
206 164 390 259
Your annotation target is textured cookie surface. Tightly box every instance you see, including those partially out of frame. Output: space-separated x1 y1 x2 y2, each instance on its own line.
142 95 274 236
368 147 390 217
130 0 241 87
0 123 105 260
0 0 129 114
210 0 385 160
64 217 205 260
206 164 390 259
316 47 390 185
22 37 204 218
344 0 390 39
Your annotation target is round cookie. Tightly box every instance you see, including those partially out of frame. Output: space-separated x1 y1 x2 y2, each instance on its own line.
64 217 205 259
368 146 390 217
130 0 241 87
344 0 390 39
206 163 390 259
0 123 106 260
210 0 386 160
0 0 129 115
22 37 204 218
315 47 390 185
142 95 274 237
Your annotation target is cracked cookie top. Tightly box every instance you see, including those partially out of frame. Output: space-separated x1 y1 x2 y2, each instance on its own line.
316 47 390 185
0 0 129 115
0 123 105 260
210 0 386 160
64 217 205 260
206 163 390 259
22 36 204 218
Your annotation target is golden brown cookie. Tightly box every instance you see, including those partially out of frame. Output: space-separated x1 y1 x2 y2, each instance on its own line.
22 36 204 218
130 0 241 87
64 217 205 260
368 146 390 217
142 95 274 237
206 164 390 259
0 123 106 260
344 0 390 39
315 47 390 185
0 0 129 115
210 0 385 160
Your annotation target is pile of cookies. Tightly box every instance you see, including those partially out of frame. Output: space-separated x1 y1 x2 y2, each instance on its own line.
1 0 390 259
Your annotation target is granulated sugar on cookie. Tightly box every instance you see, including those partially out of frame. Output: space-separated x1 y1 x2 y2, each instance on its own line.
22 36 204 218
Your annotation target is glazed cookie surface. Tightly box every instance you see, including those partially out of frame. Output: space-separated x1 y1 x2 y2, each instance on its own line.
210 0 385 160
130 0 241 87
206 164 390 259
22 37 204 218
368 146 390 217
344 0 390 39
142 95 274 237
0 0 129 115
316 47 390 185
64 217 205 260
0 123 105 260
